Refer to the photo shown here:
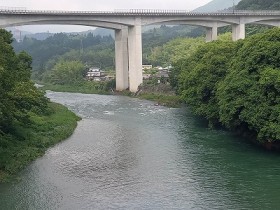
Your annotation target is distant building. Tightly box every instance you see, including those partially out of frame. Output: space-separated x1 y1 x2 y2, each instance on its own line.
86 67 106 81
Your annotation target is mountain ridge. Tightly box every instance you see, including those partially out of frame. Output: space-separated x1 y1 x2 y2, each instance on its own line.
194 0 242 12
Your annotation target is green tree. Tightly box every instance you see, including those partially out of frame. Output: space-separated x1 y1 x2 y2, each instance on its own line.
217 28 280 142
0 29 47 134
149 37 204 66
178 40 237 125
46 60 85 85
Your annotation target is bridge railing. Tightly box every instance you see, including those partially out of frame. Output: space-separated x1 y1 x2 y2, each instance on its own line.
220 9 280 15
1 8 280 16
115 9 190 14
0 6 27 11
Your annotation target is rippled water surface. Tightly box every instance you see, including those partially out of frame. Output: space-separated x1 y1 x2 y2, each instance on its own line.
1 92 280 209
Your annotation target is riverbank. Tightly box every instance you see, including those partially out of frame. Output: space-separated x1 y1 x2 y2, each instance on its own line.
40 82 112 95
39 82 182 108
0 102 80 183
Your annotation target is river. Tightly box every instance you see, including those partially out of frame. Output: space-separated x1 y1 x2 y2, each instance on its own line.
0 91 280 209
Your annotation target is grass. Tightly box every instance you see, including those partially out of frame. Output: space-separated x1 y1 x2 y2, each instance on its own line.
137 93 182 108
40 81 113 95
0 102 80 183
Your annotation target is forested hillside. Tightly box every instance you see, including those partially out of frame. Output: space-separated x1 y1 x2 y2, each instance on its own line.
236 0 280 10
194 0 241 12
13 33 115 79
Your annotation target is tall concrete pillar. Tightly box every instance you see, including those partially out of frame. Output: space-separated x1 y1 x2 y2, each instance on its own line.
115 26 129 91
128 18 143 93
206 25 218 42
232 23 245 41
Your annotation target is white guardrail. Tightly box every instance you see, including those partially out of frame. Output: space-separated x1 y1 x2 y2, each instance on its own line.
0 7 280 16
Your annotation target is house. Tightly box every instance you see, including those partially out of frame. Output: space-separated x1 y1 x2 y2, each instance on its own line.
86 67 106 81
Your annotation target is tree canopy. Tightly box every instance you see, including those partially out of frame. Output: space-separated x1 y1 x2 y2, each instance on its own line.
0 29 47 134
176 28 280 143
237 0 280 10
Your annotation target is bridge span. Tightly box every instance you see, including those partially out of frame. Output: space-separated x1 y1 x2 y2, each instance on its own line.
1 9 280 92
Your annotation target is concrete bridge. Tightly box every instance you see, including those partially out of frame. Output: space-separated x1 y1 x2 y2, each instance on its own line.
1 9 280 92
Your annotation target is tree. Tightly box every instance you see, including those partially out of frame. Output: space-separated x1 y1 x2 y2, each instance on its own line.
217 28 280 142
178 40 237 125
0 29 47 134
46 60 85 85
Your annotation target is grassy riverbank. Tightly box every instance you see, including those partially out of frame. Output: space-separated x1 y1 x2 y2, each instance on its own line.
0 102 80 183
39 81 182 108
40 81 114 95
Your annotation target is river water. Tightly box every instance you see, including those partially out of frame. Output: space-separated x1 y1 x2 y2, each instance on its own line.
0 91 280 210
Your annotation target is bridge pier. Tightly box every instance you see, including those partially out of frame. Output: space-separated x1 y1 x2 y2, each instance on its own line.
232 23 245 41
206 25 218 42
115 26 129 91
128 18 143 92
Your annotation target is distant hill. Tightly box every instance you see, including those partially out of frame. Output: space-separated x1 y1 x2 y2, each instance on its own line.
74 28 114 37
194 0 242 12
6 27 115 41
236 0 280 10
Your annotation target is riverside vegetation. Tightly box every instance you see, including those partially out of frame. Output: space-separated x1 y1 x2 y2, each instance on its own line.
174 28 280 148
0 29 80 182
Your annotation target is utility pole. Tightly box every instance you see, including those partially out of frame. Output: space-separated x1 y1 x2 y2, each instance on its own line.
80 39 84 55
233 0 236 14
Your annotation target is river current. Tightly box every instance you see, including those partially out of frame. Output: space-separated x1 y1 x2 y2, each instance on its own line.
0 91 280 209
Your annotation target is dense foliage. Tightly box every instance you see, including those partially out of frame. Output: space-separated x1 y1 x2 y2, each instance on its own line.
0 29 80 181
148 37 205 67
217 29 280 142
169 33 231 91
142 25 204 64
179 40 237 126
44 60 85 85
236 0 280 10
0 29 47 135
176 28 280 143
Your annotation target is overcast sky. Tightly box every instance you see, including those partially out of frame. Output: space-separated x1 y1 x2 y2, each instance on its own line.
1 0 213 32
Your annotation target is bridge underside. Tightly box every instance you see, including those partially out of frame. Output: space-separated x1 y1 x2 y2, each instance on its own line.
1 11 280 92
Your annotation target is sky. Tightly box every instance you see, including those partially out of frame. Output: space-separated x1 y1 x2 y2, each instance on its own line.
1 0 213 33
